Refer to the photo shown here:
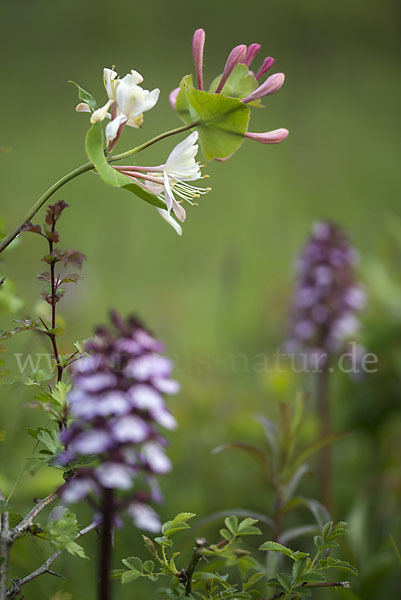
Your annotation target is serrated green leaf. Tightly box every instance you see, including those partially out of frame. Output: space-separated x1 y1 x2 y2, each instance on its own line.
121 570 141 584
300 571 326 583
276 572 292 591
143 560 154 573
154 536 173 547
242 571 265 591
65 540 87 558
292 557 308 582
70 81 98 112
259 541 295 559
122 557 142 572
220 528 233 541
225 516 239 535
85 122 164 208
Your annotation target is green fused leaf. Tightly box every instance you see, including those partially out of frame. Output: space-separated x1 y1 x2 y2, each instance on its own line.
209 64 260 104
175 75 250 161
85 122 164 208
69 81 98 112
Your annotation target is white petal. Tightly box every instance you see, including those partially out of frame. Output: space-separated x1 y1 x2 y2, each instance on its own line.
143 88 160 112
129 69 144 84
76 102 91 113
90 99 113 123
156 208 182 236
171 197 186 222
103 68 119 100
105 114 128 144
163 171 174 212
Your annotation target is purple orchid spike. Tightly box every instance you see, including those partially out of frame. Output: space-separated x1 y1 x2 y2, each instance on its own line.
59 312 180 531
242 72 285 103
215 44 247 93
285 221 366 361
245 128 289 144
255 56 275 80
192 28 206 90
242 43 261 67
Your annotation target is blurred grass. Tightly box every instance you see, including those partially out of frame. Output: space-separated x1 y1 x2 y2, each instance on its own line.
1 0 401 597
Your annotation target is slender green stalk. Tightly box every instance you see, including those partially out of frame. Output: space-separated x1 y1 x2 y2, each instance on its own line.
0 162 92 254
0 121 198 255
108 121 198 163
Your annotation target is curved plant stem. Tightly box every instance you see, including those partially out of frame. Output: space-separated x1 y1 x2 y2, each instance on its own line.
0 121 199 256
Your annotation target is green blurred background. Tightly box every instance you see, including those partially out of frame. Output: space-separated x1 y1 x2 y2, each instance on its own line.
1 0 401 597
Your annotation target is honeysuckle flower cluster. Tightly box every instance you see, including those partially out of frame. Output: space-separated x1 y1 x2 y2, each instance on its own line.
113 131 210 235
59 312 179 532
77 67 160 149
170 28 289 147
285 221 366 361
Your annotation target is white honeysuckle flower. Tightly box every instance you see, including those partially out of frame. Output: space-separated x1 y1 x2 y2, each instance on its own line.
145 131 210 223
114 131 210 235
104 70 159 144
83 67 159 145
156 208 183 236
90 68 120 123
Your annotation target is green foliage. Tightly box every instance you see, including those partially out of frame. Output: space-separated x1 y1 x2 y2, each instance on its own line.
208 64 260 106
26 426 64 472
37 508 87 559
175 74 250 161
85 122 165 208
260 521 357 598
69 81 98 112
214 395 333 542
118 514 356 599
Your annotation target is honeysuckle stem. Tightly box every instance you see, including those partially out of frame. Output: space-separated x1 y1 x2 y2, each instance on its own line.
108 121 199 163
0 121 199 255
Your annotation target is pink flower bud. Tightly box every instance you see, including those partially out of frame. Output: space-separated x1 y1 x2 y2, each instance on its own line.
242 72 285 103
245 128 289 144
243 43 261 67
169 87 180 109
255 56 275 80
192 29 206 90
215 44 247 93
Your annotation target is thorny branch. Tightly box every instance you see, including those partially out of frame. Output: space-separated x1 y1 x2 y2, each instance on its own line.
6 520 99 598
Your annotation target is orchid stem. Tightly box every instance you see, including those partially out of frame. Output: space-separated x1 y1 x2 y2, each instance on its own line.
0 121 199 256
